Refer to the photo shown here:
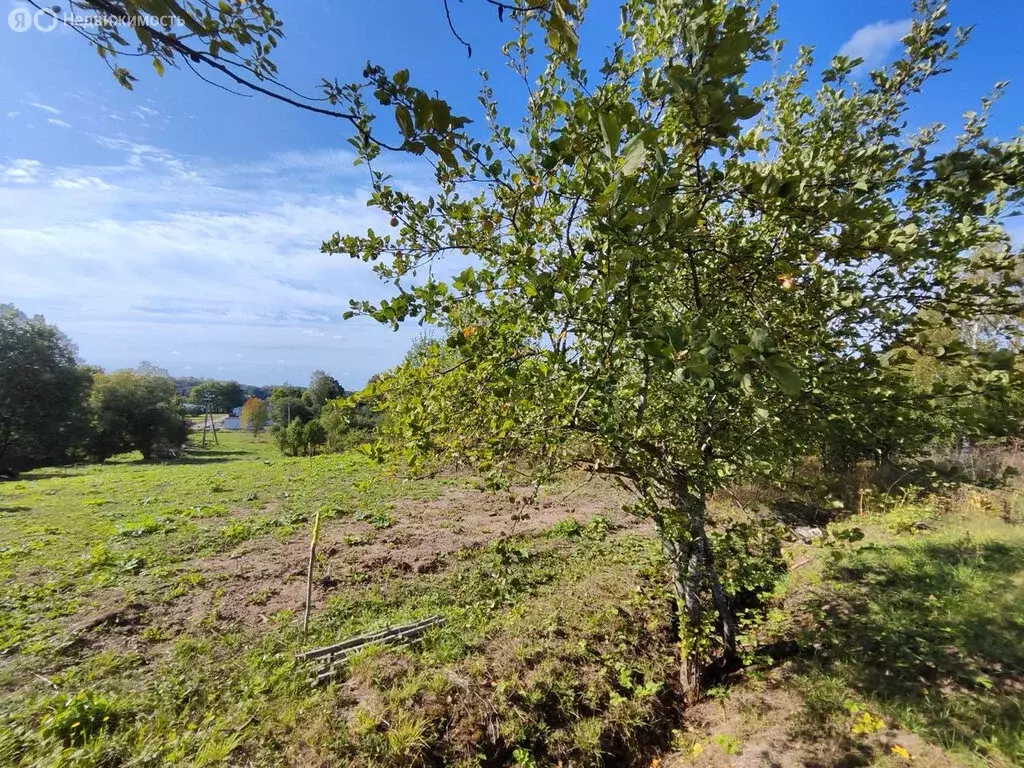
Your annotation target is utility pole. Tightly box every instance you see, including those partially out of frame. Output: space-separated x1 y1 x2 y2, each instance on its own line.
201 394 219 447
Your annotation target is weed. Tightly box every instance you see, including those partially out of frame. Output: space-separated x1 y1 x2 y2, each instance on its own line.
512 747 537 767
355 508 396 529
547 517 583 538
585 514 612 539
39 690 122 747
141 625 171 642
710 733 743 755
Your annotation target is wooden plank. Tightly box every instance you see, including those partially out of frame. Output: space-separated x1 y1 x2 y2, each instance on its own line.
297 615 444 662
307 619 446 685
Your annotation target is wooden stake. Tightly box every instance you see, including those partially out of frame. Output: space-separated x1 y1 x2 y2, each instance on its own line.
302 507 323 636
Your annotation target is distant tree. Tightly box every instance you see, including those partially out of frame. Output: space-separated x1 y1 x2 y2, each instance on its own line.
91 371 190 461
240 397 268 435
303 371 344 416
322 391 382 451
0 305 93 474
188 380 245 413
269 387 312 427
270 385 304 400
304 419 328 455
285 418 307 457
135 361 171 378
241 384 273 401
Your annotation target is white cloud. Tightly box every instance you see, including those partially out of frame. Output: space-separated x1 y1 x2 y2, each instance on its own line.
838 19 912 70
1 159 43 184
52 176 116 191
0 143 431 385
6 111 20 118
47 118 72 128
28 101 60 115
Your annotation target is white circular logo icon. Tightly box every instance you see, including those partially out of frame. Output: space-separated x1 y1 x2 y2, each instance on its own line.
8 7 32 32
34 8 59 32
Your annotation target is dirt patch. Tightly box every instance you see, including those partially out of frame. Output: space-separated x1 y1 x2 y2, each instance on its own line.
64 481 644 653
661 669 967 768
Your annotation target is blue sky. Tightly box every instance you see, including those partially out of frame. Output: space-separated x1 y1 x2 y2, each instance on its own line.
1 0 1022 388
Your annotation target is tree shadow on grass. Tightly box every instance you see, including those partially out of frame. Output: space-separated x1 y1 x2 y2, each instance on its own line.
126 450 251 466
796 536 1024 762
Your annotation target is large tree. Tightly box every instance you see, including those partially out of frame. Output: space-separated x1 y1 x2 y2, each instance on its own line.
0 305 93 474
27 0 1023 700
91 371 191 461
331 0 1024 698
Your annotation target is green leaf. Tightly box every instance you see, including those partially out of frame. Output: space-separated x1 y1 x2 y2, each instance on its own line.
599 112 620 158
546 4 579 59
749 329 770 353
731 95 763 120
765 356 802 396
620 134 646 176
135 26 153 50
395 105 414 138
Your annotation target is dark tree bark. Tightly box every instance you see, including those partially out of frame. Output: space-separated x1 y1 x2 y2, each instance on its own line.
660 488 738 704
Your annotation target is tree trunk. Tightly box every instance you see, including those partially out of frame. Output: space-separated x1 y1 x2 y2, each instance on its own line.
662 532 703 704
703 534 738 657
660 491 737 704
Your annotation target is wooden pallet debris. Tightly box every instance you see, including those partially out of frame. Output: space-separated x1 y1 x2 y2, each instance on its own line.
299 614 446 685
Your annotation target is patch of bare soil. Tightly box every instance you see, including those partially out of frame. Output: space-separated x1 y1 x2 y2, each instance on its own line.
68 481 644 654
661 669 967 768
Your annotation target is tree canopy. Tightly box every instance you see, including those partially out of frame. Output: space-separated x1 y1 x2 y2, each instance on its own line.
269 387 312 426
188 380 245 413
331 0 1024 697
303 371 344 417
240 396 269 435
91 371 190 461
0 305 93 473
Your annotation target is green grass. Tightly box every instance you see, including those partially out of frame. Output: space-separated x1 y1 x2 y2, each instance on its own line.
0 434 678 767
790 507 1024 767
2 436 1022 767
0 433 450 656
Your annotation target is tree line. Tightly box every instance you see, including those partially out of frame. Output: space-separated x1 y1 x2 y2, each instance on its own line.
238 371 381 456
0 305 191 474
0 304 368 474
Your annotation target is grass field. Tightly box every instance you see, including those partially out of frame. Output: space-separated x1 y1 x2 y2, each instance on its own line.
1 434 1021 766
